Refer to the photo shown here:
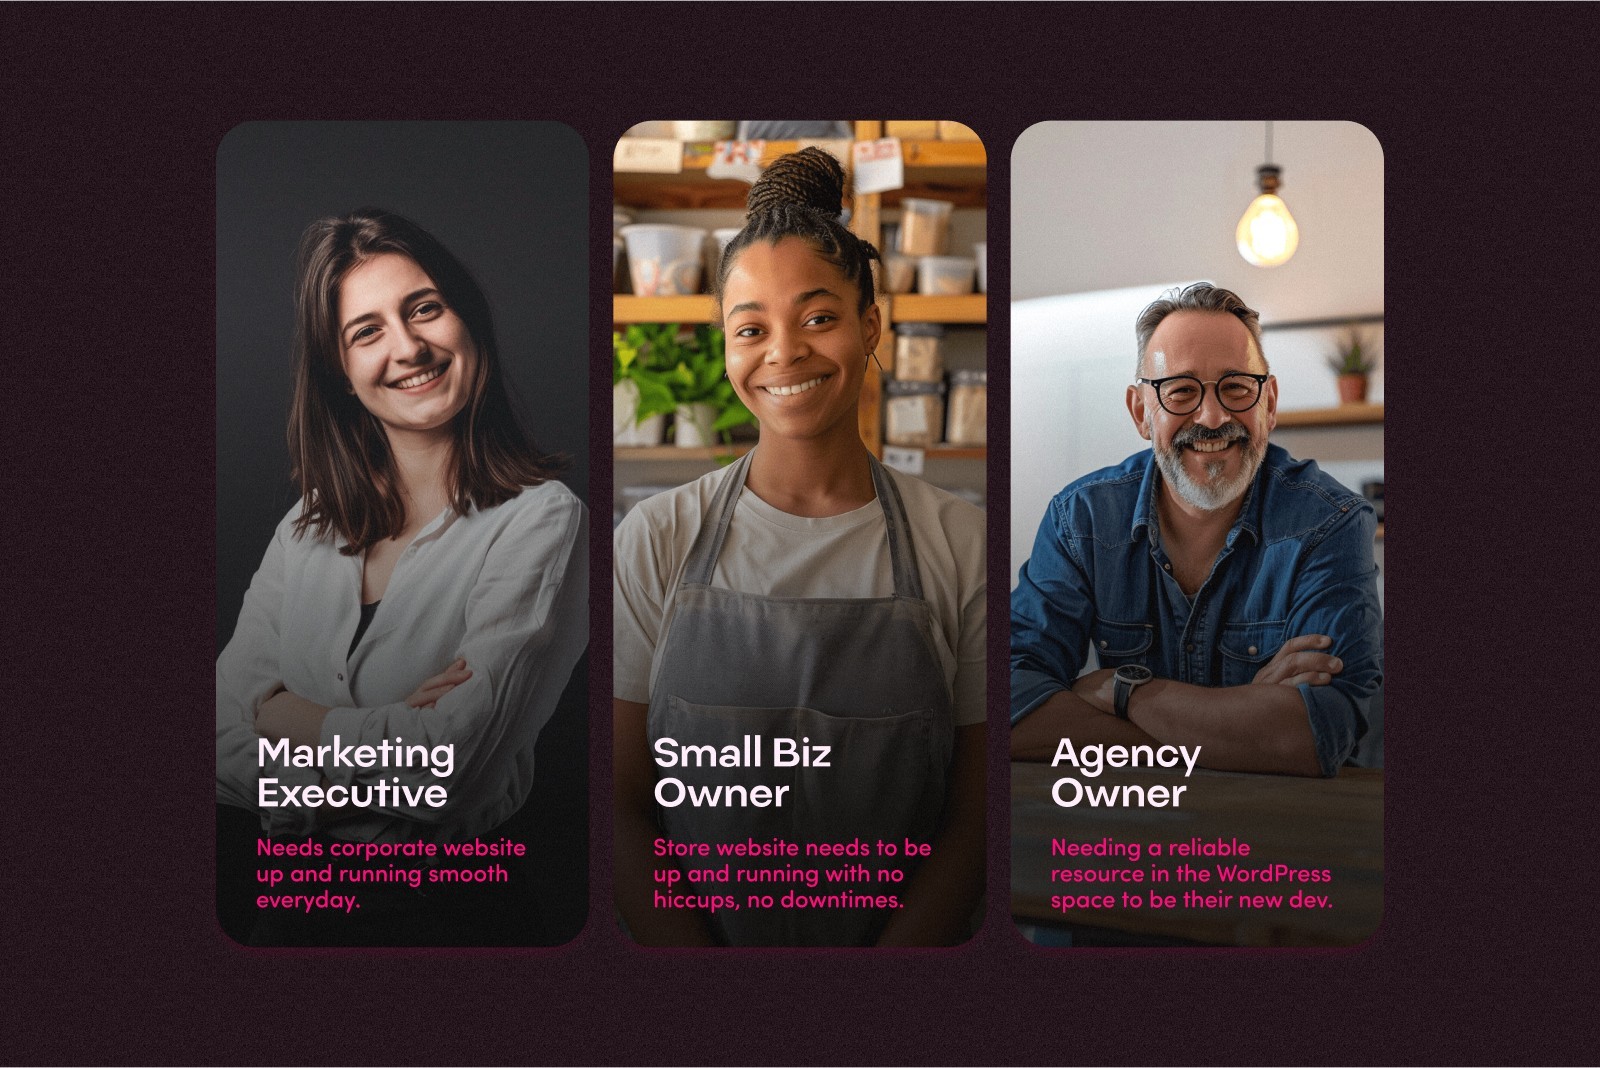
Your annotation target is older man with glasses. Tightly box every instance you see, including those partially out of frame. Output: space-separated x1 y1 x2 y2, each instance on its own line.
1010 283 1383 777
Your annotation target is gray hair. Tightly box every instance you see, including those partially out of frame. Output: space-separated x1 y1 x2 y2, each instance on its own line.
1134 282 1266 377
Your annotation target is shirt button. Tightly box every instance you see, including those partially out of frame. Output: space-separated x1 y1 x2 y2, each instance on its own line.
1247 645 1258 655
1098 640 1108 649
1163 563 1171 571
1186 643 1195 653
336 672 345 681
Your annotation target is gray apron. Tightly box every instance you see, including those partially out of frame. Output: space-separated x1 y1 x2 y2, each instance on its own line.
647 451 955 946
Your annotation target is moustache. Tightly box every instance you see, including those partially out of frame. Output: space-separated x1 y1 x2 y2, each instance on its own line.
1172 423 1249 449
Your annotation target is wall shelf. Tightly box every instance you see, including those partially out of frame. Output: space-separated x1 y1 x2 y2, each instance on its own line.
925 445 986 460
615 444 753 462
1276 402 1383 427
891 294 987 324
614 294 715 324
615 139 986 210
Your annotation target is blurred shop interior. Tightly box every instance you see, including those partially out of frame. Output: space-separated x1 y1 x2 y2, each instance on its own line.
613 120 988 525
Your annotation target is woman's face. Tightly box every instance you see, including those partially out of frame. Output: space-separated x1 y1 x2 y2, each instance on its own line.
336 252 478 442
721 237 880 444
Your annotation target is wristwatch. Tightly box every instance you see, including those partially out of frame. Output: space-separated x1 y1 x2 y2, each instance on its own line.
1112 665 1153 719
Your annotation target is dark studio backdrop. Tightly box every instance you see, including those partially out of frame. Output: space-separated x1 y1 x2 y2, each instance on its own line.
216 121 590 944
8 3 1597 1064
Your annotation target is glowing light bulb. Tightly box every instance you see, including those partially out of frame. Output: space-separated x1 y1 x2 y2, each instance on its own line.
1236 165 1299 267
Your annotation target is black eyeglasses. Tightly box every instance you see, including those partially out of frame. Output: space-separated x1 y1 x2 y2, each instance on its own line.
1136 373 1269 416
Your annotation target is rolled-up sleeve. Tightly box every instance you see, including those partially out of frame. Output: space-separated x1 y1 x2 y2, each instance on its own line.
1010 495 1094 724
1288 504 1384 776
319 489 589 825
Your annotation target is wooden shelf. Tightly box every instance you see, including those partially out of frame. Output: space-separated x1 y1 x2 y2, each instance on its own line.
615 444 753 462
616 138 984 173
615 294 988 325
613 294 715 324
1376 522 1384 541
1275 402 1384 427
615 139 986 210
616 442 981 463
890 294 987 323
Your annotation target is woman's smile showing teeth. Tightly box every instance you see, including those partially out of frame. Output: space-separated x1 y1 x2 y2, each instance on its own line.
390 361 449 391
762 375 828 397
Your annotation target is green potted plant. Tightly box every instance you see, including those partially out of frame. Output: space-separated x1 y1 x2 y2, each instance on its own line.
612 325 676 446
1326 327 1378 405
663 325 755 448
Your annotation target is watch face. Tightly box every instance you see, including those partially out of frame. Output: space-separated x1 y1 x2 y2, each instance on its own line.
1116 665 1154 684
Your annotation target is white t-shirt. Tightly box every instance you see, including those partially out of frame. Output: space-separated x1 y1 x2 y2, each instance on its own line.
217 480 589 842
613 463 986 726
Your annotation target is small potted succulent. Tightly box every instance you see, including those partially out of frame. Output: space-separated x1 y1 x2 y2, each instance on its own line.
1327 327 1379 405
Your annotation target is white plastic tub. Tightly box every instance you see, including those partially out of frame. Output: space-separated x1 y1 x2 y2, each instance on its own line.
620 224 707 296
917 255 976 296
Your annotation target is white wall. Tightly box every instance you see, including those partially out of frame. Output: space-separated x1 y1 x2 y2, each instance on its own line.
1011 120 1384 318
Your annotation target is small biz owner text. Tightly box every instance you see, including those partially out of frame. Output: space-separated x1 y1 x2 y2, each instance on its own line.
652 735 831 808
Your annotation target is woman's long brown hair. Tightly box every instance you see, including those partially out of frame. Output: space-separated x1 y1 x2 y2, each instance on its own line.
287 209 565 555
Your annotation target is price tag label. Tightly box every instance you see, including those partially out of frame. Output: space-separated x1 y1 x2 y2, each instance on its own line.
853 138 905 195
614 138 684 174
707 140 766 184
882 445 926 476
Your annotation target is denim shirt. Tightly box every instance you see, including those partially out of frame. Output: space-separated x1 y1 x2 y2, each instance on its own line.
1010 444 1383 776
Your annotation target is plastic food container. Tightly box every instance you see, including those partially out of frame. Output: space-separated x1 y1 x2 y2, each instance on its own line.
975 242 987 292
898 198 953 256
882 252 916 295
705 227 742 284
893 323 945 382
918 255 976 295
884 379 946 448
946 369 987 446
620 224 707 296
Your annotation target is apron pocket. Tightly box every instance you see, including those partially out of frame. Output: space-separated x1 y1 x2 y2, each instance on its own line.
650 697 950 845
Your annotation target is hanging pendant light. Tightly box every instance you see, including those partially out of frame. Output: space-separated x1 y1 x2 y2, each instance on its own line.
1236 121 1300 267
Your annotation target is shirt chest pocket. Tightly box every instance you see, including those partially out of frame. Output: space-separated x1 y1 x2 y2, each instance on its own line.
1218 620 1287 687
1089 618 1153 671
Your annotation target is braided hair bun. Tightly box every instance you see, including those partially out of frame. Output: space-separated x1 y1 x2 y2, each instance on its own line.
745 146 847 218
714 147 880 312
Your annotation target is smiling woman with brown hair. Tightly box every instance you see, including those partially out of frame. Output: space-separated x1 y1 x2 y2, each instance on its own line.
612 149 986 948
216 209 587 943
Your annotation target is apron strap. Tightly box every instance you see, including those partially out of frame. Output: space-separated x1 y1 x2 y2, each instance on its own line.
681 450 754 586
868 454 923 601
680 449 923 600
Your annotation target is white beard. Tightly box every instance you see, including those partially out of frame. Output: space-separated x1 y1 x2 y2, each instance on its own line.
1150 419 1264 512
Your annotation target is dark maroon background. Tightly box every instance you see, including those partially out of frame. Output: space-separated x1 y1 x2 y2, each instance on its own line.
9 4 1593 1063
